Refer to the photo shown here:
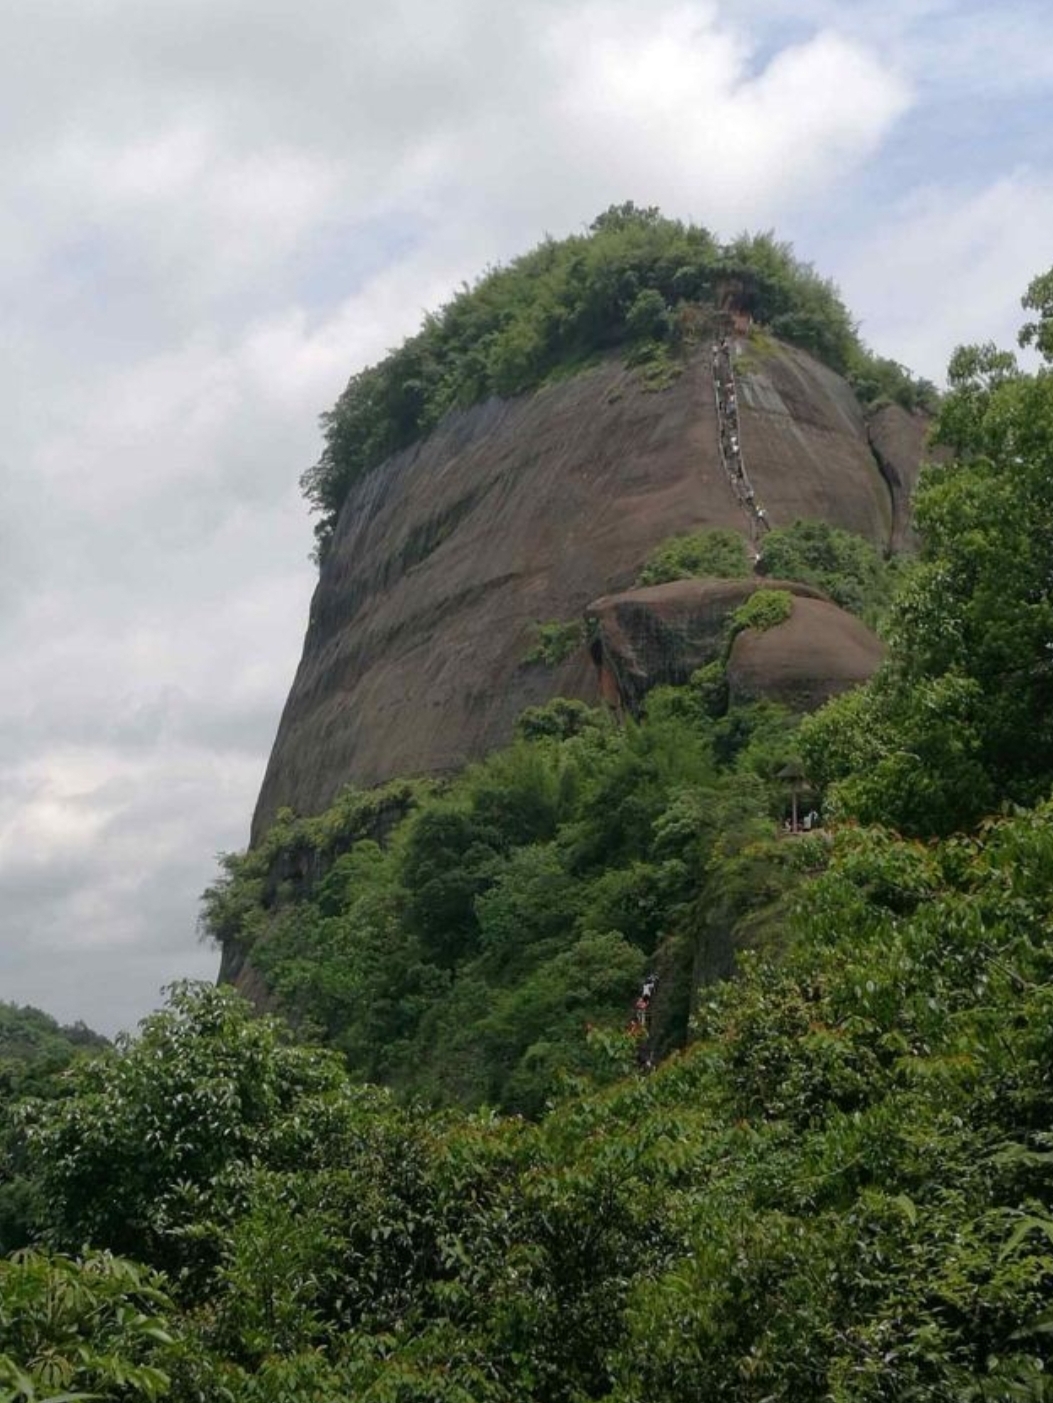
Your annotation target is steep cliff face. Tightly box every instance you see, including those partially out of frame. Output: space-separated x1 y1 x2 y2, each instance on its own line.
866 401 935 552
253 337 923 839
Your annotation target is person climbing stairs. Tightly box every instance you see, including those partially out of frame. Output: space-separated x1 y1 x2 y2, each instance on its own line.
628 972 659 1071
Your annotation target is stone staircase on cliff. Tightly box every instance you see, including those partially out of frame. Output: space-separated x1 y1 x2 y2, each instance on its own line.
711 336 771 555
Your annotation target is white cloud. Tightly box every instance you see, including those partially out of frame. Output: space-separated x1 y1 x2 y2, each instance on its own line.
836 172 1053 381
544 12 909 226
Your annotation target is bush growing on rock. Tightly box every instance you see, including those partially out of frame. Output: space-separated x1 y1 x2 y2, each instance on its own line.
757 518 894 624
637 528 751 585
729 587 794 635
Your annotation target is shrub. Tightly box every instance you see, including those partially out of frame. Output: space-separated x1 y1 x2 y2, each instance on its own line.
524 620 586 666
730 588 794 635
637 529 751 585
757 518 893 624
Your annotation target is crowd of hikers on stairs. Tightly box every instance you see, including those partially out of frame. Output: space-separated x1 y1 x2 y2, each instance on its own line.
712 334 770 549
628 971 659 1072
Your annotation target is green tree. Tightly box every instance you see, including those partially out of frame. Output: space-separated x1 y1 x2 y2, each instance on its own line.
1019 266 1053 359
399 809 504 967
0 1250 174 1402
0 1005 108 1255
757 518 892 623
637 528 751 585
475 844 581 970
20 983 375 1285
624 288 672 343
515 698 606 742
802 267 1053 834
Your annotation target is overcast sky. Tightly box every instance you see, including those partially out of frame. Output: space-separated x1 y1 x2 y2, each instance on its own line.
2 0 1051 1036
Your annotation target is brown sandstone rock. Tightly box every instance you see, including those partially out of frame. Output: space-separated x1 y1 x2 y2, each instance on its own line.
252 339 915 839
726 596 885 710
866 401 933 552
586 577 828 714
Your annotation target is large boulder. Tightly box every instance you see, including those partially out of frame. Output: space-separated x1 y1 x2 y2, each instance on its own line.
587 578 881 714
727 595 885 711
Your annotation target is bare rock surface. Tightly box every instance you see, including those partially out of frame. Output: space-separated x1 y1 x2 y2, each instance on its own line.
727 596 885 711
252 339 913 839
734 340 892 541
866 401 934 552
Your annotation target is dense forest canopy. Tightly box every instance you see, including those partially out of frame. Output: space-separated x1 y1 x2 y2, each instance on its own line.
302 204 936 557
200 693 799 1115
9 798 1053 1401
4 273 1053 1401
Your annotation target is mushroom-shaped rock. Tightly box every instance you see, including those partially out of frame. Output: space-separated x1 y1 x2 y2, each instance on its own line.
587 577 829 714
727 595 884 711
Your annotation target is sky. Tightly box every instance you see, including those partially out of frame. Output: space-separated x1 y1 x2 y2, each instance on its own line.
2 0 1051 1036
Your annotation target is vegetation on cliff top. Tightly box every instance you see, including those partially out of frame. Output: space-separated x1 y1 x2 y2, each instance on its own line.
303 203 937 557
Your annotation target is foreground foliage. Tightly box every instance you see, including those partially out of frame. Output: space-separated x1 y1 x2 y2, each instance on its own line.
0 1250 173 1403
14 804 1053 1400
802 270 1053 834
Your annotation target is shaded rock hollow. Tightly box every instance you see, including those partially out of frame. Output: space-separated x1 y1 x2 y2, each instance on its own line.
253 337 924 839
